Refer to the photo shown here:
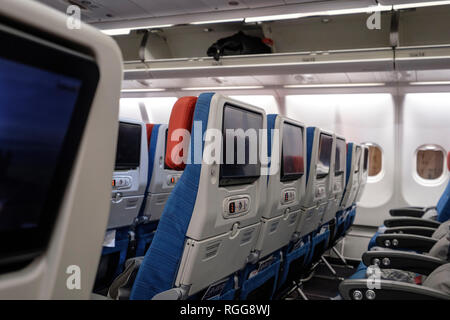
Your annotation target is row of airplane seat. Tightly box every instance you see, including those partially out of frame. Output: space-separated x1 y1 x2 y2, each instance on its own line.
95 92 369 299
339 152 450 300
94 121 180 292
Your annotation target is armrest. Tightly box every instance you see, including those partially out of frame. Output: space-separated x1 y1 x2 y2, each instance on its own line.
375 234 437 252
152 287 187 300
362 250 444 275
90 293 112 300
389 207 426 218
383 226 436 237
339 279 449 300
384 217 440 229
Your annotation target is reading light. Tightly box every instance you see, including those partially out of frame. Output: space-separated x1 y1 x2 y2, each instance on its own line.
393 0 450 10
101 24 174 36
244 5 391 23
283 83 386 88
190 18 244 25
101 28 131 36
410 81 450 85
121 88 167 92
181 86 264 91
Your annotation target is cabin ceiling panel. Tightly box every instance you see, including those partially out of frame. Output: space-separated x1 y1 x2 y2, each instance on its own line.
92 0 152 20
129 0 202 16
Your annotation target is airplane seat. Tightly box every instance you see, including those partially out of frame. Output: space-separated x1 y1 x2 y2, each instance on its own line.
335 143 362 242
295 127 334 266
341 263 450 300
134 123 182 257
322 135 346 227
94 119 149 293
367 151 450 250
130 93 267 300
239 115 308 300
341 226 450 300
355 145 369 204
323 135 347 250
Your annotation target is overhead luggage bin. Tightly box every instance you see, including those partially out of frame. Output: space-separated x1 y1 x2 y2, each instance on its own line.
123 48 394 80
395 45 450 71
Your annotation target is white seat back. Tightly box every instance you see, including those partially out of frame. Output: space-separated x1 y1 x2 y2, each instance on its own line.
175 94 268 296
340 143 362 210
142 124 181 222
296 127 334 236
254 115 307 258
322 134 347 225
109 119 148 229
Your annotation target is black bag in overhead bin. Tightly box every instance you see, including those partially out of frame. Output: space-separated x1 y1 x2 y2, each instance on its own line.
207 31 272 61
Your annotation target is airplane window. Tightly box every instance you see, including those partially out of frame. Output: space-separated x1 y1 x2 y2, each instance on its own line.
362 143 382 177
416 146 445 180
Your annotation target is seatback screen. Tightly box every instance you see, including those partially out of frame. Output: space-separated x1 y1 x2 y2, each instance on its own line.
363 147 369 172
219 104 263 186
0 23 99 265
316 133 333 178
115 122 141 171
335 138 346 175
281 122 304 181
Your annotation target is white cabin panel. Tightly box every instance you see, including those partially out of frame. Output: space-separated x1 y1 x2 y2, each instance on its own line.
400 93 450 206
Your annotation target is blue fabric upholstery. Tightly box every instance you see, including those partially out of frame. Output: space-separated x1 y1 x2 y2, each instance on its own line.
138 124 161 217
188 275 236 300
436 180 450 223
368 231 380 250
345 206 356 231
130 93 214 300
307 227 330 265
349 262 368 280
101 226 130 277
240 253 281 300
266 114 277 160
345 143 353 187
206 276 236 300
135 220 159 257
266 114 278 183
278 240 310 288
334 210 346 239
306 127 316 182
342 142 353 202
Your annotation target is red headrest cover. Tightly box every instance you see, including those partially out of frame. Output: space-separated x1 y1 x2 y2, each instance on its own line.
145 123 154 148
165 96 198 170
447 151 450 172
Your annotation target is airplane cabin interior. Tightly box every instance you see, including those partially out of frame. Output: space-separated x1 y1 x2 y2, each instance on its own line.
0 0 449 305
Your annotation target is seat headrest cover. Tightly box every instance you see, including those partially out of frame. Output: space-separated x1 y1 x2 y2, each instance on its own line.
428 231 450 262
146 123 154 147
165 96 197 171
447 151 450 172
423 263 450 295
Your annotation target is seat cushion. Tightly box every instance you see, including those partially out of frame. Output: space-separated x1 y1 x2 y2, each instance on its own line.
433 220 450 240
349 262 367 280
423 263 450 295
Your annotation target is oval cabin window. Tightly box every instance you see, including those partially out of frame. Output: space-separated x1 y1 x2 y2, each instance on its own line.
364 144 382 177
416 146 445 180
